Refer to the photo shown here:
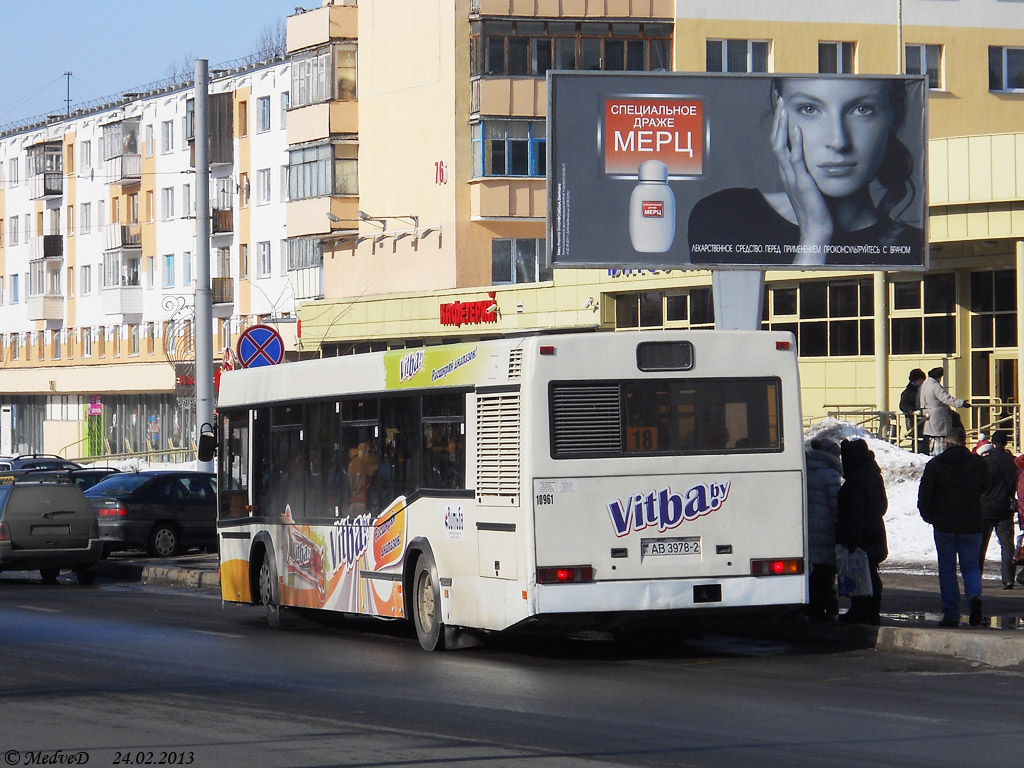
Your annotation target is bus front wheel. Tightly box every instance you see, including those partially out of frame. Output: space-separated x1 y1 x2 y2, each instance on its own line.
412 553 445 651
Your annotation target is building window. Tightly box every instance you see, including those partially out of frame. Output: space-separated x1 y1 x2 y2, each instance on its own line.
81 264 91 295
182 183 191 217
286 238 321 271
10 158 18 186
161 187 175 220
217 247 231 279
257 96 271 132
818 41 856 74
890 273 956 355
52 330 62 360
472 20 670 76
288 143 357 200
970 269 1016 348
239 244 249 280
256 168 271 205
80 140 91 170
257 241 272 278
238 100 248 137
129 324 140 356
472 120 545 177
11 274 19 303
615 288 714 330
988 46 1024 91
491 238 550 285
706 39 770 73
147 256 155 289
67 267 74 298
281 92 289 128
161 120 174 153
765 278 875 357
239 172 250 207
906 44 942 89
82 328 92 358
289 47 340 107
163 254 175 288
145 124 154 157
80 202 91 234
9 216 18 246
0 276 4 304
183 251 192 285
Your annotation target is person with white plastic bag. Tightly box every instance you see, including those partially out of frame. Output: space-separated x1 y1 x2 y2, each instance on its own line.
836 439 888 624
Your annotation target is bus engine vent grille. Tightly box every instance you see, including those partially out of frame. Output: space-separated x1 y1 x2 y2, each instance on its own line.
507 348 523 380
551 384 622 457
476 392 521 503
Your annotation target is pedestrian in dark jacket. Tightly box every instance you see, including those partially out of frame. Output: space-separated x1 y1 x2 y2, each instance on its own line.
979 431 1018 589
805 438 842 620
836 439 888 625
898 368 927 454
918 426 990 627
1016 454 1024 588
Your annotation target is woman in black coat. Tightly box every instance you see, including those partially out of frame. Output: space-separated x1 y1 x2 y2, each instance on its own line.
836 439 889 624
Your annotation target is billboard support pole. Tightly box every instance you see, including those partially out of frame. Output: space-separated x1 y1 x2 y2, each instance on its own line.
712 270 764 331
874 272 891 439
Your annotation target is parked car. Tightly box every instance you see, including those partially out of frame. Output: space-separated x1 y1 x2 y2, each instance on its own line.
19 466 121 493
0 454 82 472
84 471 217 557
0 473 103 584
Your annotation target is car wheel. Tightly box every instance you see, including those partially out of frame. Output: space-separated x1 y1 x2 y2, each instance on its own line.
258 549 281 629
148 524 179 557
39 568 60 584
412 552 445 652
74 566 97 586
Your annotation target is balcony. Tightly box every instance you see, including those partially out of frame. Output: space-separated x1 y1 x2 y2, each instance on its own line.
30 234 63 260
105 224 142 251
29 172 63 199
287 3 357 53
212 208 233 235
26 294 63 322
472 0 673 17
469 177 546 219
212 277 234 304
105 154 142 185
471 78 546 118
101 284 143 316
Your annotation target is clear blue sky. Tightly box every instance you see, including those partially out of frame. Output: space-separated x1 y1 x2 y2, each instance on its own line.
0 0 300 128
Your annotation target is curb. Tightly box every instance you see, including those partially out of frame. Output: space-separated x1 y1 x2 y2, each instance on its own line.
96 560 221 591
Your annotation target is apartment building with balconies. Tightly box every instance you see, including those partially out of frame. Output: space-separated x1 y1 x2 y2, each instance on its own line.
0 58 293 457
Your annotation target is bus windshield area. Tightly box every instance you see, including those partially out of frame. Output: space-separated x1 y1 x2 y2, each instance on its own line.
551 377 782 458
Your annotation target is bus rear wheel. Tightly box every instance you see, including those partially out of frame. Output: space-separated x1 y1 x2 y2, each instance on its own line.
412 554 445 651
258 549 281 629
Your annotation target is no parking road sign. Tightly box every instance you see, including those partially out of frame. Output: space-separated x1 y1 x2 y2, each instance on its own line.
237 324 285 369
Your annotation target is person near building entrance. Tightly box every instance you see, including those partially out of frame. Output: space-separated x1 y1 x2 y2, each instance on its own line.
918 426 990 627
978 431 1018 589
920 367 967 456
836 438 888 625
898 368 927 453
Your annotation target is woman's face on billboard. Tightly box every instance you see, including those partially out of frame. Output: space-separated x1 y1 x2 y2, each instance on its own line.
777 78 894 199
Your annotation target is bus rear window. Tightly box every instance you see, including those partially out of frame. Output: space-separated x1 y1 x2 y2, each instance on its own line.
550 378 782 458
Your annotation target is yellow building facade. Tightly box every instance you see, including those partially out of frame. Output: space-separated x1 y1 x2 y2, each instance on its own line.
292 0 1024 442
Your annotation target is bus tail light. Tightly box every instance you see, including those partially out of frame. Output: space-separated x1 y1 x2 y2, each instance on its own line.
539 345 556 356
776 341 791 351
537 565 593 584
98 503 129 517
750 558 804 576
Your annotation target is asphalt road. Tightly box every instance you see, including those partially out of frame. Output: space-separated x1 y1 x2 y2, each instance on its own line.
1 575 1022 768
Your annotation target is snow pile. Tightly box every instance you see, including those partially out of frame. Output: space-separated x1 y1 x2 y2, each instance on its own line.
805 419 1001 570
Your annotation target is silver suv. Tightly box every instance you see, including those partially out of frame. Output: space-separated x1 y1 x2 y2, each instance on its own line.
0 475 102 584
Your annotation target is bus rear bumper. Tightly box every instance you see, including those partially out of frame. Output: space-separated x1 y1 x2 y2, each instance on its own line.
534 574 805 615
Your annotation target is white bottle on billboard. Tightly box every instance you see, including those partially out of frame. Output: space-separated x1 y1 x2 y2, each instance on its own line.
629 160 675 253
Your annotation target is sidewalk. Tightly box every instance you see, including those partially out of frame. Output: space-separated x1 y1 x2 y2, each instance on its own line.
96 553 1024 668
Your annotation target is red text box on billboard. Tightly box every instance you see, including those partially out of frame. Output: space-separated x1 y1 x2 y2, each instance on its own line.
604 99 704 176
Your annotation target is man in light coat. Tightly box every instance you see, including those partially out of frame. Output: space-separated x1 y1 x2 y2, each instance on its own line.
920 367 967 456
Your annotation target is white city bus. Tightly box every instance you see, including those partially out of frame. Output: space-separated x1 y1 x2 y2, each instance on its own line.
215 330 806 650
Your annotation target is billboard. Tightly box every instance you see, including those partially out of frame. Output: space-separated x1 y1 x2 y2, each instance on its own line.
547 73 927 270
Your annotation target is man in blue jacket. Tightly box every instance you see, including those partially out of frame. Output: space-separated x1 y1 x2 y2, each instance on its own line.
918 426 990 627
